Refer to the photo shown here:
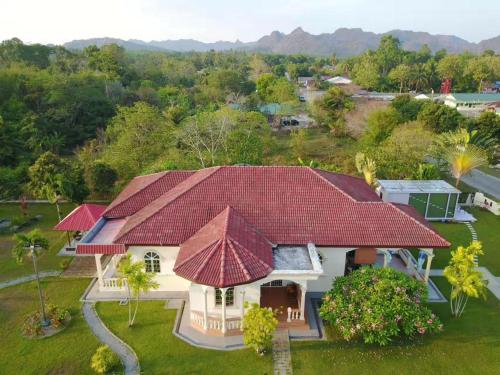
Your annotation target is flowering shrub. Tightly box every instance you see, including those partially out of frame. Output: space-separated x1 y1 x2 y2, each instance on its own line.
21 304 70 337
319 267 442 346
242 302 279 354
91 345 120 374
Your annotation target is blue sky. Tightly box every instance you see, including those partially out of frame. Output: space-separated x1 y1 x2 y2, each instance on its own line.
1 0 499 44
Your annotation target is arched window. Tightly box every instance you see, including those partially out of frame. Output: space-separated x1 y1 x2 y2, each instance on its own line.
144 252 161 273
215 287 234 306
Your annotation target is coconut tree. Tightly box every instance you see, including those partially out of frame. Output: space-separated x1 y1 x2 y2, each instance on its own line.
12 229 50 326
444 241 487 318
446 145 487 187
118 254 159 327
355 152 377 187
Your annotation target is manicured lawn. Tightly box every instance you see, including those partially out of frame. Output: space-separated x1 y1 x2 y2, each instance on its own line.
431 207 500 274
0 202 75 282
96 301 273 375
291 277 500 375
0 277 105 375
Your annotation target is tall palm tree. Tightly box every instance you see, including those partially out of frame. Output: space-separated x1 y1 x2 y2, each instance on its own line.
446 145 487 187
118 255 159 327
12 229 50 326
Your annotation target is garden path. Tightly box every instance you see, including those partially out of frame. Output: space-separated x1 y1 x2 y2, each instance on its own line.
272 329 293 375
0 270 60 290
82 302 140 375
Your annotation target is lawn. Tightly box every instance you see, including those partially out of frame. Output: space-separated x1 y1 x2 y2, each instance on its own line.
96 301 273 375
291 277 500 375
0 202 75 282
0 277 105 375
431 207 500 274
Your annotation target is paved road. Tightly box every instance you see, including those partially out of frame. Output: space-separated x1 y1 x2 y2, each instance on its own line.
82 303 140 375
461 169 500 200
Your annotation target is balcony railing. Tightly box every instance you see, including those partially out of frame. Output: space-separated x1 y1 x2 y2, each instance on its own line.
190 310 242 334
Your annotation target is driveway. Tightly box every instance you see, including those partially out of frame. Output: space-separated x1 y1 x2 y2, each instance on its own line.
461 169 500 200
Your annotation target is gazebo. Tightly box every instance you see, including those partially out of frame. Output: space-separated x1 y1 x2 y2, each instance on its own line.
54 204 107 250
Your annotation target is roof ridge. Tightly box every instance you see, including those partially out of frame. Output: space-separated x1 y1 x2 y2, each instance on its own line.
173 238 220 270
227 239 251 280
307 167 358 202
104 171 168 216
192 240 222 280
387 202 450 246
228 236 273 271
115 167 222 242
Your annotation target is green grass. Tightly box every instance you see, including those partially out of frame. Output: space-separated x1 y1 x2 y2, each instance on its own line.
96 301 273 375
0 277 106 375
431 207 500 274
291 277 500 375
0 202 76 282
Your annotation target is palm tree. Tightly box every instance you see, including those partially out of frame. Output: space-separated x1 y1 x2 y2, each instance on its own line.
12 229 50 326
355 152 377 187
446 145 488 187
118 255 159 327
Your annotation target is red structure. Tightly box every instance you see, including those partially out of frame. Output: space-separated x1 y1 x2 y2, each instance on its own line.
440 78 452 94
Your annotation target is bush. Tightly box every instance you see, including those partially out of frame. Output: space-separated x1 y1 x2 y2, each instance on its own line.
242 302 279 354
21 304 70 337
91 345 120 374
319 267 443 346
59 258 72 271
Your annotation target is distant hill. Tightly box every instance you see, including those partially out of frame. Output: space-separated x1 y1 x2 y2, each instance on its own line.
63 28 500 56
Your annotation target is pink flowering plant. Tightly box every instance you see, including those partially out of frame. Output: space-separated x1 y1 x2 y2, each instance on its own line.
319 267 442 346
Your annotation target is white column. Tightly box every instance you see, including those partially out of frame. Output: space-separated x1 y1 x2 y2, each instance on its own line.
240 290 246 325
201 285 208 330
94 254 103 288
221 287 227 334
299 282 307 321
424 249 434 284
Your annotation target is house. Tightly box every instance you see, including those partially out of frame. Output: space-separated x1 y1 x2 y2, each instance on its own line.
326 76 352 85
71 166 449 337
444 93 500 111
297 76 314 87
377 180 464 221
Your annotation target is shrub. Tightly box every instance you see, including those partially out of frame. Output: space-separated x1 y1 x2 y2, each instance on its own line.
319 267 443 346
59 258 72 271
242 302 279 354
91 345 120 374
21 304 70 337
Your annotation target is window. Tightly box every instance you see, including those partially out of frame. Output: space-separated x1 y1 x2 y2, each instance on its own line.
262 280 283 287
215 287 234 306
144 252 160 273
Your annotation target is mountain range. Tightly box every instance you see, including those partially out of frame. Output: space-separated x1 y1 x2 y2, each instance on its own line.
64 27 500 56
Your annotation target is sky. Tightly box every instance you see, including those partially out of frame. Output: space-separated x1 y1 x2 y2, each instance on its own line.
1 0 499 45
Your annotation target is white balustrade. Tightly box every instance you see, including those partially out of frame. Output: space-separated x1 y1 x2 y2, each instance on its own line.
101 277 127 290
287 307 301 322
190 310 242 333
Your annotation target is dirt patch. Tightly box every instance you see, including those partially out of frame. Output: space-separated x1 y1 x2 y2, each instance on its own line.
345 98 389 138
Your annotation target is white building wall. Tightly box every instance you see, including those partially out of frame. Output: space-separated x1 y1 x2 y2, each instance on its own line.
307 247 354 292
379 190 410 205
127 246 191 291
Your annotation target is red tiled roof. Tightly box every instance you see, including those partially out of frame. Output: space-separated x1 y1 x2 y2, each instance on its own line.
173 206 273 287
76 244 126 255
54 204 107 231
103 171 194 218
113 166 450 248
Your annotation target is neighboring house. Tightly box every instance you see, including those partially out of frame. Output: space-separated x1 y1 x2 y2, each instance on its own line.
298 76 314 87
326 76 352 85
377 180 462 221
444 93 500 113
70 166 449 336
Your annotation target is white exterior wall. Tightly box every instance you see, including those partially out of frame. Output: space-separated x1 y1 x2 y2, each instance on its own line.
126 245 365 294
473 192 500 215
378 187 410 205
127 246 191 291
307 247 354 292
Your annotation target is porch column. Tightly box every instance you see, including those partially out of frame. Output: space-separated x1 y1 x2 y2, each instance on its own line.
424 249 435 284
94 254 104 288
240 290 246 326
299 282 307 321
201 285 208 330
221 288 227 334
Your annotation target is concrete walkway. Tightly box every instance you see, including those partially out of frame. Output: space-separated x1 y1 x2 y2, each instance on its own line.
82 303 140 375
272 330 293 375
461 169 500 200
0 271 61 290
